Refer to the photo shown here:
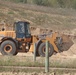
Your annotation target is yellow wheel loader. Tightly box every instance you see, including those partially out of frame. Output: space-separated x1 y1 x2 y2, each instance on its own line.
0 21 73 56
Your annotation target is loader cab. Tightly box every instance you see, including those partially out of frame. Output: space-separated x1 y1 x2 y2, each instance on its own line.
14 21 31 41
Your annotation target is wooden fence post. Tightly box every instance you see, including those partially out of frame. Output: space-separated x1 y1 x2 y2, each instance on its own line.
45 40 49 72
33 43 36 62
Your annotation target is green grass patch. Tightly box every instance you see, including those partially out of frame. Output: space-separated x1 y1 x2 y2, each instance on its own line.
0 56 76 69
8 11 14 14
0 56 76 74
0 56 44 67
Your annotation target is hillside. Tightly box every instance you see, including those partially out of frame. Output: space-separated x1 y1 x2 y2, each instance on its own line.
0 0 76 35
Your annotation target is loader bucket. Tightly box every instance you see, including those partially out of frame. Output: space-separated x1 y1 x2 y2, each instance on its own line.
61 34 74 51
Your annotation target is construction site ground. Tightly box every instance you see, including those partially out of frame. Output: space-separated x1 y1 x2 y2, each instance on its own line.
0 0 76 75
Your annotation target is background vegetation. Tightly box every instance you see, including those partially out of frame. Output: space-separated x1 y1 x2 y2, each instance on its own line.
1 0 76 31
4 0 76 9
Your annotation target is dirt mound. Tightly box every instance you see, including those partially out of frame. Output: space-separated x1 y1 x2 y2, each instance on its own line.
62 43 76 55
59 29 76 57
53 43 76 58
30 26 52 35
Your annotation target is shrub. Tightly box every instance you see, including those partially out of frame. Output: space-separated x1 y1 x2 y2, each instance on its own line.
4 0 76 9
8 0 27 3
72 0 76 9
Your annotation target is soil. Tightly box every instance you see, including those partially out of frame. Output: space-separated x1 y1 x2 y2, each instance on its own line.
0 72 76 75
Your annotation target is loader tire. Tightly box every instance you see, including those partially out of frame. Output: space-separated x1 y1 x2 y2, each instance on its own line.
0 40 17 56
14 51 18 55
38 42 54 57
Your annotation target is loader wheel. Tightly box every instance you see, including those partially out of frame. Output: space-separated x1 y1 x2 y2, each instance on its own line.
38 42 54 57
14 51 18 55
0 40 17 55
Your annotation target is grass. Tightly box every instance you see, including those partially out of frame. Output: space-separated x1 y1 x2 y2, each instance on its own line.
0 56 76 68
8 11 14 14
0 56 76 74
0 67 76 74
